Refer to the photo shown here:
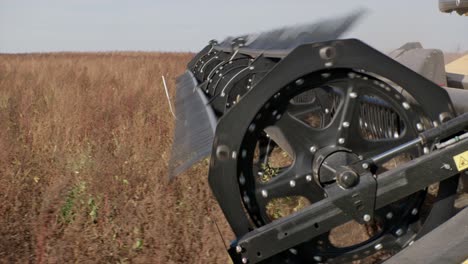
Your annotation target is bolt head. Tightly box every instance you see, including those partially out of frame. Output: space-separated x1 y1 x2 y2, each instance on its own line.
416 123 424 131
309 146 317 153
362 163 369 169
411 208 418 215
242 257 248 263
350 92 357 98
306 175 312 182
289 180 296 188
363 214 371 222
261 190 268 198
313 256 322 261
402 102 410 110
395 228 404 236
295 79 304 86
374 243 383 250
386 212 393 219
423 147 429 154
342 121 350 128
338 138 345 144
236 245 242 253
338 171 359 189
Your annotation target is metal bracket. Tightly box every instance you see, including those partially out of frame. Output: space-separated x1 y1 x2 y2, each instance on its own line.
325 171 377 224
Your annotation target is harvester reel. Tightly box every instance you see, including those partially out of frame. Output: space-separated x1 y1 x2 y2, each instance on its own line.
208 40 458 263
229 70 427 263
170 11 467 263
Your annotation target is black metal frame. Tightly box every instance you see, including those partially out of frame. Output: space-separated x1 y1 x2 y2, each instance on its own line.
206 39 463 263
208 39 454 235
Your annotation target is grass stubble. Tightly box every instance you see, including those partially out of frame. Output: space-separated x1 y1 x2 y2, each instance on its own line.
0 52 232 264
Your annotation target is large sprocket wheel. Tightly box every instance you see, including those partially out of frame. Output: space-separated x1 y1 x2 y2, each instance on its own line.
237 70 436 263
208 40 458 264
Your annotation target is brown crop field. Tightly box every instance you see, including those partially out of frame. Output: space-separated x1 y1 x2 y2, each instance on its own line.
0 51 465 264
0 52 233 264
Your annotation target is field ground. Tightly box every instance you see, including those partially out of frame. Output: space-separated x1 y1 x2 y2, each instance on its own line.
0 51 465 264
0 53 232 264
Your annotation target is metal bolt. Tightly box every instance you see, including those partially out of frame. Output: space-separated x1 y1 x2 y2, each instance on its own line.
310 146 317 153
236 245 242 253
402 102 410 110
257 171 263 176
338 138 345 144
216 145 230 160
289 248 298 255
319 46 336 60
395 228 404 236
416 123 424 131
441 163 452 170
386 212 393 219
321 73 331 78
295 79 304 86
342 121 350 128
232 151 237 159
306 175 312 182
249 66 255 70
289 180 296 188
313 256 322 262
374 243 383 250
324 108 330 114
363 214 371 222
242 257 248 263
409 240 414 246
350 92 357 98
261 190 268 198
423 147 429 154
362 163 369 169
411 208 418 215
338 171 359 189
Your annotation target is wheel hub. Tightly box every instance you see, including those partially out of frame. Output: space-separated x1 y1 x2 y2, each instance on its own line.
313 146 360 186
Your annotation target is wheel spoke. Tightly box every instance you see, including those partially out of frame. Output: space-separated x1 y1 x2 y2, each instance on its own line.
266 113 340 157
332 83 361 145
258 150 326 201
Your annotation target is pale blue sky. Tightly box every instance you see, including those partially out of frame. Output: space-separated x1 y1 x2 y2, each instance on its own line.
1 0 467 53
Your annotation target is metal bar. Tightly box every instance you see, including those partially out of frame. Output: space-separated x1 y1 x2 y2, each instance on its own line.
371 138 421 164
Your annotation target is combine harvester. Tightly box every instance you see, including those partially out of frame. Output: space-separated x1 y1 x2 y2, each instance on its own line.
169 1 468 263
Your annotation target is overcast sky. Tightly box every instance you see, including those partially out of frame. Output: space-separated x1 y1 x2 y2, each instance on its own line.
1 0 467 53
